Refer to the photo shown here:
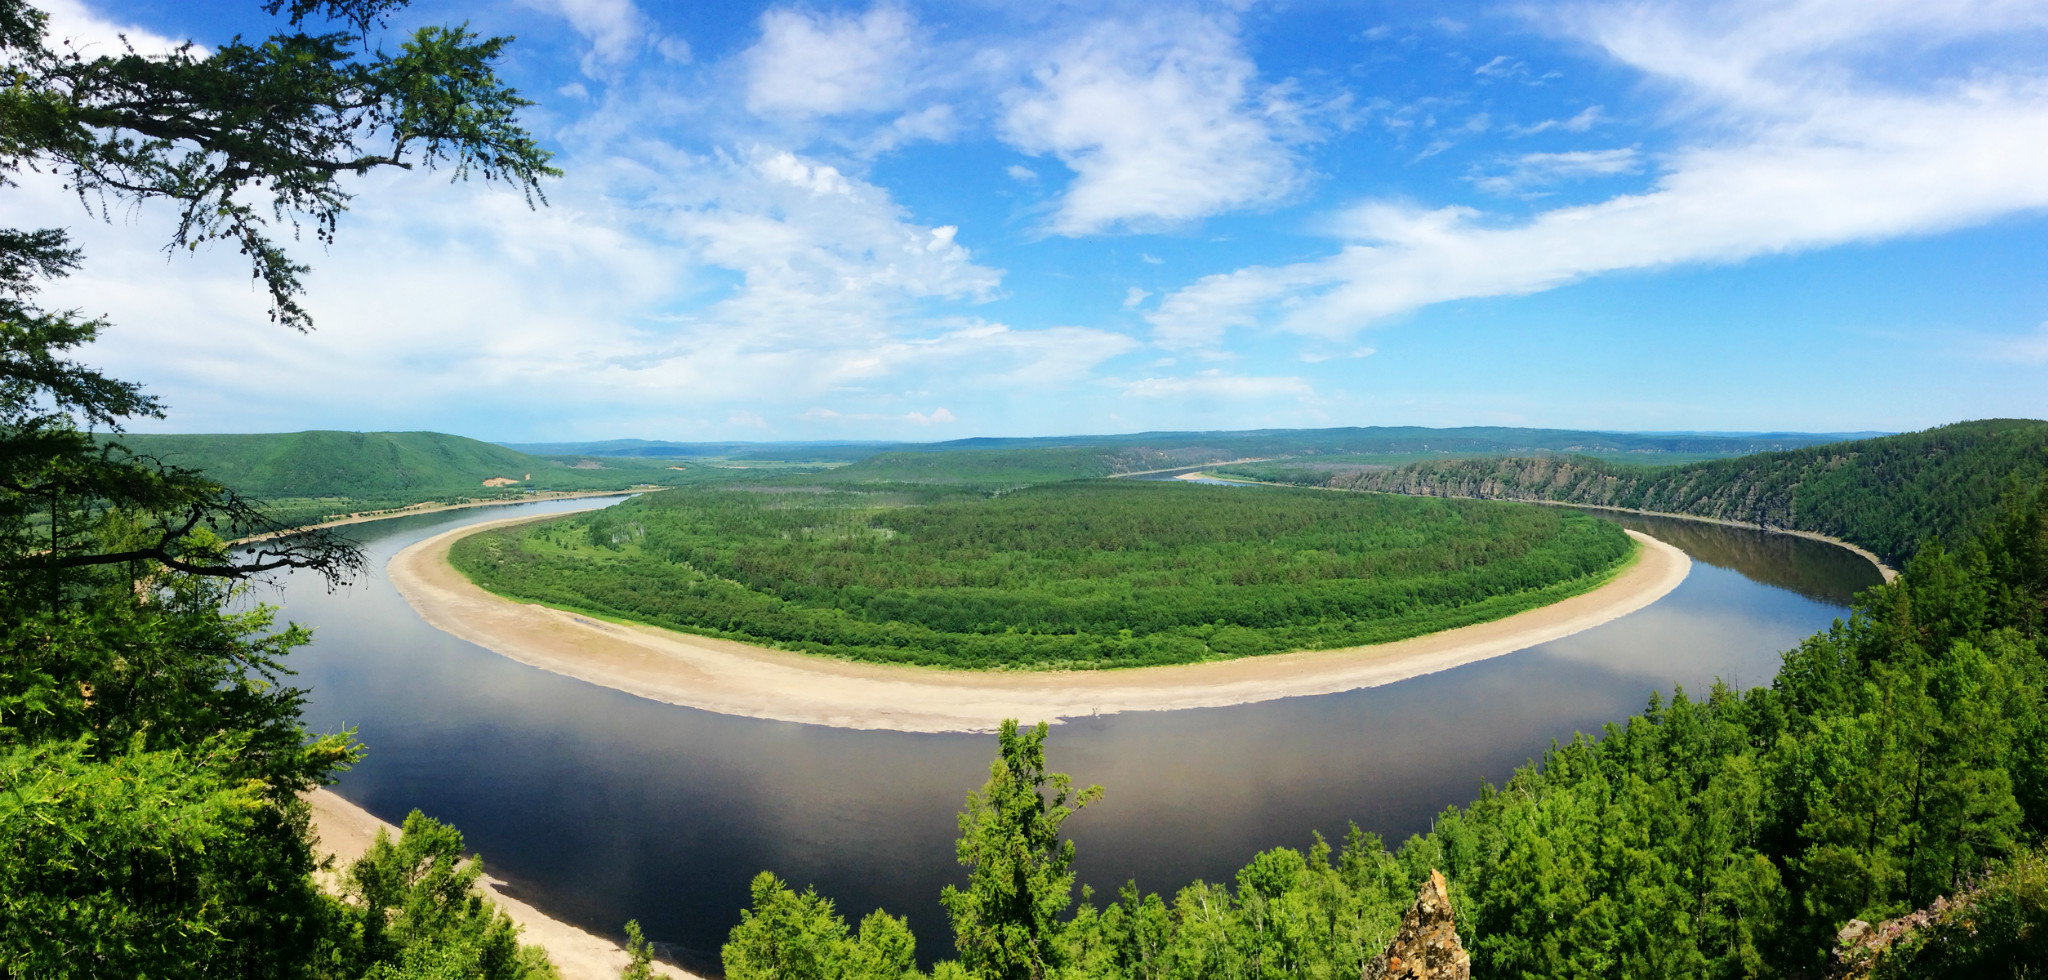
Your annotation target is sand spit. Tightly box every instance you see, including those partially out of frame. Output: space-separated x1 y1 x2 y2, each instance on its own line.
305 788 703 980
387 515 1689 734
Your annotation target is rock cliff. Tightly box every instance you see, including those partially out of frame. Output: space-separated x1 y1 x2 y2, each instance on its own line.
1362 869 1469 980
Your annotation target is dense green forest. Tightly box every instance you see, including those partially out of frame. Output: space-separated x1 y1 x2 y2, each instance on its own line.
449 481 1636 669
107 430 804 528
726 476 2048 980
1219 419 2048 566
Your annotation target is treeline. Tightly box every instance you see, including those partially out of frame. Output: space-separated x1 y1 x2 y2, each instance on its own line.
450 481 1634 669
725 476 2048 980
1221 419 2048 566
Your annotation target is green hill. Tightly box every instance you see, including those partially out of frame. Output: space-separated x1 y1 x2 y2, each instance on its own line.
104 431 723 527
1219 419 2048 565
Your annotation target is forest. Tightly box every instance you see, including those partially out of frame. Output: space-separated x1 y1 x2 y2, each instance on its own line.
1219 420 2048 567
723 474 2048 980
449 481 1636 669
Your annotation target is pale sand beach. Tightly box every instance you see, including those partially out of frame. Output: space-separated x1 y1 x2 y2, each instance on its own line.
386 515 1690 733
305 789 704 980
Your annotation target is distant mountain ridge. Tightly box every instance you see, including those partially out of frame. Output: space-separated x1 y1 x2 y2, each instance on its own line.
505 425 1869 461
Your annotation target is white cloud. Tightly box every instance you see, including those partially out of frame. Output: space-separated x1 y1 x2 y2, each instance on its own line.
1514 105 1606 135
1299 347 1376 363
744 4 919 118
1471 147 1643 194
905 407 956 424
34 0 186 56
8 129 1137 437
1122 286 1150 309
1122 370 1313 400
1000 12 1308 235
1148 0 2048 348
1006 164 1039 182
521 0 684 74
1474 55 1527 80
1984 322 2048 364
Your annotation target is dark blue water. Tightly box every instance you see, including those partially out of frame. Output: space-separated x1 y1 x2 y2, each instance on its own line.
258 495 1879 974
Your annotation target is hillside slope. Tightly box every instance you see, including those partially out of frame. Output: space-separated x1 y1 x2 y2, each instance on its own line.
1221 419 2048 565
107 431 702 526
116 431 552 499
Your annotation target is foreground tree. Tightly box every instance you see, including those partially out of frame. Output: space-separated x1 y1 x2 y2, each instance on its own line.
0 0 559 974
941 720 1102 980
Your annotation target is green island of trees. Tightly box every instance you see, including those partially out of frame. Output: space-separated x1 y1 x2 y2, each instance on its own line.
448 480 1637 669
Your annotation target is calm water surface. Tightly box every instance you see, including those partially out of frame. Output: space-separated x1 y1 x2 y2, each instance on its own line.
262 493 1880 973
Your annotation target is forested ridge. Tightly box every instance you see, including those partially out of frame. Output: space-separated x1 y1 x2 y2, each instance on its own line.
723 475 2048 980
449 481 1635 669
1219 419 2048 567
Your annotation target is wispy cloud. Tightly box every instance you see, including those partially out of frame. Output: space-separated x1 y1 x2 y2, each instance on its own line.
521 0 687 75
1148 0 2048 348
1122 370 1313 400
1514 105 1606 135
1470 147 1643 194
1982 322 2048 364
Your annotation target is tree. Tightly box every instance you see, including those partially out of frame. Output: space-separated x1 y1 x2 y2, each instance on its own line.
0 0 558 974
941 719 1102 980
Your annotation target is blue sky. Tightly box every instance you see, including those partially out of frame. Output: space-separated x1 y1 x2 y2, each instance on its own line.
12 0 2047 441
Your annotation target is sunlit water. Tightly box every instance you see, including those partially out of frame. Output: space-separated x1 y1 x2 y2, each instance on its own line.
258 492 1879 973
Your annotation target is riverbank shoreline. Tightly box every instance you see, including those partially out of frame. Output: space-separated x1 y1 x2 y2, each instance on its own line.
385 515 1690 733
237 489 652 543
304 788 702 980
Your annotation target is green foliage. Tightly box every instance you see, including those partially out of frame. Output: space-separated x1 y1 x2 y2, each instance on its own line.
726 476 2048 980
1234 419 2048 566
620 920 654 980
1 1 564 976
0 737 309 977
451 481 1635 669
324 811 558 980
943 721 1103 980
1867 846 2048 979
820 448 1182 484
724 872 920 980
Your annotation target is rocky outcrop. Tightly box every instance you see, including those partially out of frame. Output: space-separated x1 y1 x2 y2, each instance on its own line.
1362 869 1469 980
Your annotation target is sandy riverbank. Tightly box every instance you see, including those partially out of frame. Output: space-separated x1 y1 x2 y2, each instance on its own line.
386 515 1689 733
305 788 702 980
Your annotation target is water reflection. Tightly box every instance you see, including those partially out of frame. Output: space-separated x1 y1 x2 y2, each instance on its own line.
270 494 1879 974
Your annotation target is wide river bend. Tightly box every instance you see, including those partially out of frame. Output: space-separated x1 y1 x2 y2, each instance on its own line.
263 494 1880 973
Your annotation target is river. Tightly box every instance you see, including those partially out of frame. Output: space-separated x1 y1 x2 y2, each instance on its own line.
259 493 1880 973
